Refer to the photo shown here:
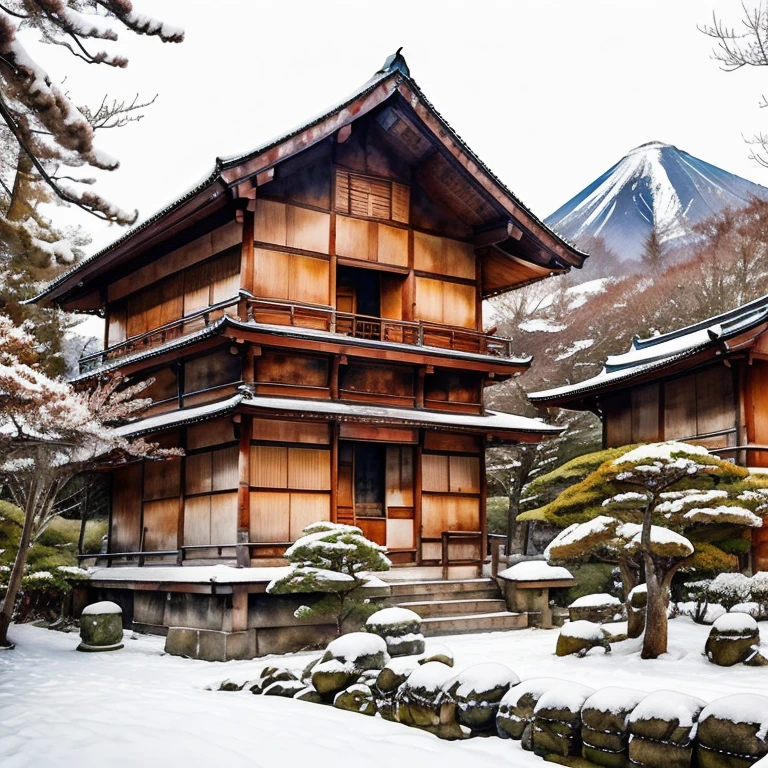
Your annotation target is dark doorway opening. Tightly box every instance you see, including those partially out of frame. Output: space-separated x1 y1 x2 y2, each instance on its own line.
354 442 385 517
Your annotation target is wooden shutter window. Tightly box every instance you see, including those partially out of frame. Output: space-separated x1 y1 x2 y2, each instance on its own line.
335 169 409 224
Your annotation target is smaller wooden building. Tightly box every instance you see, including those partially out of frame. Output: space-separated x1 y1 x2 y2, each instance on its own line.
529 294 768 569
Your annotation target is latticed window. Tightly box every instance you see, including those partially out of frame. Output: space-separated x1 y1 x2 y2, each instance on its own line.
335 168 409 224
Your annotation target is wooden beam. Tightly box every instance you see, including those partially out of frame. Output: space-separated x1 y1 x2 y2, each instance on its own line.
337 124 352 143
414 432 423 566
240 207 255 298
473 221 524 248
330 422 339 524
256 168 274 186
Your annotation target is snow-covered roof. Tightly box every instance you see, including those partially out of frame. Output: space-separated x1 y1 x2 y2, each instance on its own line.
31 51 586 309
115 391 561 439
530 292 768 403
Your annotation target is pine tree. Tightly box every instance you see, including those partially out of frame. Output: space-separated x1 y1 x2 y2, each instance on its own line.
544 441 765 659
267 522 391 636
0 314 180 647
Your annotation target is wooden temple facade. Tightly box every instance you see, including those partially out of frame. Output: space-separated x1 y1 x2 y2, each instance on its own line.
529 295 768 569
35 51 586 579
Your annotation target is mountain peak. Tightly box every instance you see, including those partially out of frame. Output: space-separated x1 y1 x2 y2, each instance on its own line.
546 142 768 264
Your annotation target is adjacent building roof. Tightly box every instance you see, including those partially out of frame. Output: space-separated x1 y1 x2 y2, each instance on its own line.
529 293 768 407
30 50 587 309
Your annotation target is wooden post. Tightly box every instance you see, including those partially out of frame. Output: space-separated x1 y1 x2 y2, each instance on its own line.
415 366 425 409
479 435 488 579
232 585 248 632
177 429 188 564
414 430 423 566
239 205 255 317
441 531 449 581
330 422 339 524
735 361 748 466
404 229 415 321
236 415 253 567
329 212 337 313
330 356 341 400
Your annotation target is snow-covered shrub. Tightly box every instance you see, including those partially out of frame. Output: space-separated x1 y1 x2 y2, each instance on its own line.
708 573 752 611
267 522 391 635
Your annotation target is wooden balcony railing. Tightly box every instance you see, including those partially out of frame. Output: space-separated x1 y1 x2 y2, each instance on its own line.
245 298 517 358
79 296 519 375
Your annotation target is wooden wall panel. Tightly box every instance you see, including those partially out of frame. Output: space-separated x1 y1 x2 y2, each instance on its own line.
386 446 414 507
443 282 476 328
336 215 369 260
250 446 288 488
254 247 290 299
292 255 330 304
107 312 126 345
664 375 697 440
256 352 329 387
111 464 142 552
377 224 408 267
380 275 404 321
749 361 768 467
387 518 414 549
255 200 288 246
210 492 237 544
183 496 211 546
187 417 235 450
414 277 444 324
251 418 329 445
287 206 330 254
357 517 386 546
392 183 410 224
185 452 212 495
289 492 331 539
696 366 735 435
184 352 241 394
143 460 180 501
604 393 632 448
413 232 474 279
449 456 480 494
631 383 660 442
423 432 481 453
250 491 290 541
288 448 331 490
422 454 449 492
752 526 768 572
143 498 178 551
212 446 239 491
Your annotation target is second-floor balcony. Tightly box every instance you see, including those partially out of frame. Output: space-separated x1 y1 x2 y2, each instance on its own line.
78 295 522 375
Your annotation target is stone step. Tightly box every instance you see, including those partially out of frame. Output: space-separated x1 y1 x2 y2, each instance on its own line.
387 578 499 599
396 598 508 618
383 589 501 606
420 611 528 636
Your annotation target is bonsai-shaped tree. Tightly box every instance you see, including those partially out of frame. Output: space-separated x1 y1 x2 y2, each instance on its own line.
267 522 391 636
546 441 765 659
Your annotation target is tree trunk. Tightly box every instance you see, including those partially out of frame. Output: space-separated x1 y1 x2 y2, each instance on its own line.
0 489 38 648
641 558 670 659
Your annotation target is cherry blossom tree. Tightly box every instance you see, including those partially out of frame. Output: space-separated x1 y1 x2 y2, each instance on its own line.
0 314 177 647
546 442 765 659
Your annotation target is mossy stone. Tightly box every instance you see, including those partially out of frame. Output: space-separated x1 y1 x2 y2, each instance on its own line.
445 665 519 732
698 713 768 768
77 604 123 652
218 680 245 692
250 668 297 694
629 737 694 768
419 647 454 667
533 718 583 758
376 664 416 694
583 743 630 768
294 686 323 704
705 626 761 667
263 680 307 697
556 631 610 657
334 684 377 716
386 635 425 658
311 663 360 697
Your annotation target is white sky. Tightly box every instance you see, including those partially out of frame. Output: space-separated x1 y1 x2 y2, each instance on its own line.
19 0 768 252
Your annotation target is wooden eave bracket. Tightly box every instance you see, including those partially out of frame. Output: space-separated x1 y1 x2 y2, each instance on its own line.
473 220 524 248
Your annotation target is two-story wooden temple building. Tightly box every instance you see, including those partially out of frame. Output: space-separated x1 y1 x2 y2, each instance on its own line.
529 294 768 569
32 52 586 654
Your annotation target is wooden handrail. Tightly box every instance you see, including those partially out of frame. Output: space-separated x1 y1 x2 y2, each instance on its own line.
440 530 483 580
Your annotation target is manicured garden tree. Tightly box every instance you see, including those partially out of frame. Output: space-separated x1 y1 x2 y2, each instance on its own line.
0 315 177 648
545 441 764 659
267 522 391 636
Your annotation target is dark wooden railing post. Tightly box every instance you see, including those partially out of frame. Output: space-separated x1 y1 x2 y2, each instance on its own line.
441 531 449 580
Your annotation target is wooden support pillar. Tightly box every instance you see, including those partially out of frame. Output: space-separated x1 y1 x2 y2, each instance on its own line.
479 435 488 578
236 415 253 567
232 585 248 632
415 366 426 409
329 212 337 314
330 356 341 400
414 430 423 566
404 229 415 321
176 429 188 564
330 422 339 524
239 204 255 319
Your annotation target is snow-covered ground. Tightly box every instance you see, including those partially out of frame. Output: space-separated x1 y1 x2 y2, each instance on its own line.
2 618 767 768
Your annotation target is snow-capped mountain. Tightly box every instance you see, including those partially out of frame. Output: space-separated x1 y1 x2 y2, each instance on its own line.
546 141 768 263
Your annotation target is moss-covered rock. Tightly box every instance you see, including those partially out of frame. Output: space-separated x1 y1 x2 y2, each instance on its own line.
334 684 377 716
444 663 519 732
533 682 595 758
249 667 298 694
366 607 425 657
311 660 360 698
419 644 454 667
581 687 648 768
218 679 245 692
77 601 123 652
293 686 323 704
697 694 768 768
496 678 563 742
556 621 611 657
263 679 307 698
569 593 624 624
705 614 763 667
320 632 390 670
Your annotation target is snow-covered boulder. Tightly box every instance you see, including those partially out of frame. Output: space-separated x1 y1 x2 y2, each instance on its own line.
556 620 611 657
320 631 390 670
365 607 425 657
628 690 706 768
581 687 648 768
249 666 298 694
532 682 596 758
444 663 520 732
705 613 765 667
263 679 306 698
731 602 762 619
495 677 563 743
568 593 624 624
419 643 454 667
333 683 376 716
376 656 423 694
77 601 123 652
311 659 360 698
697 694 768 768
498 561 574 582
293 685 322 704
394 662 465 740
